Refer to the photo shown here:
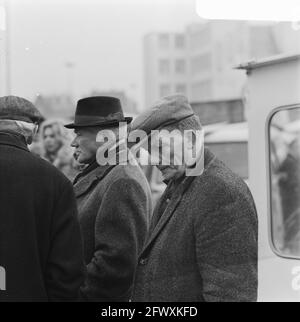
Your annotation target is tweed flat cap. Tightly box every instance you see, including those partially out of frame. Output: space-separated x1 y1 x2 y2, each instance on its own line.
131 94 195 134
0 96 43 124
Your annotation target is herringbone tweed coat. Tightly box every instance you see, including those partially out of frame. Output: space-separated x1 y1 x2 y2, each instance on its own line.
74 161 152 302
132 148 258 302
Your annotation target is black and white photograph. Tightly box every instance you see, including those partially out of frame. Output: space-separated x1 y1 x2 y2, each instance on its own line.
0 0 300 306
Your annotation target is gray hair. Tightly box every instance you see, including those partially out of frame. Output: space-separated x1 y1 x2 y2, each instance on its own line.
0 119 37 143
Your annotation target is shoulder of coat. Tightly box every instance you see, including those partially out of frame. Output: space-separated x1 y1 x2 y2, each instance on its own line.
25 151 72 195
193 159 250 206
104 163 147 188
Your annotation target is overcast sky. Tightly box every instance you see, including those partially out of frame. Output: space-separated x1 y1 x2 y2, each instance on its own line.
9 0 199 109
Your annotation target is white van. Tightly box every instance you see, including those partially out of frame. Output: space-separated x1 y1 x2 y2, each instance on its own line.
237 53 300 301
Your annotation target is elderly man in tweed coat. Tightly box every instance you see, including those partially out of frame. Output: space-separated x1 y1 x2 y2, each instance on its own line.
131 94 258 302
65 96 152 302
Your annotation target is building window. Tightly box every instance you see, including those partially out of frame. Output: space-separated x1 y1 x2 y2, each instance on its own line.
175 34 185 49
175 84 187 95
158 34 170 49
159 59 170 75
160 84 171 98
175 59 186 74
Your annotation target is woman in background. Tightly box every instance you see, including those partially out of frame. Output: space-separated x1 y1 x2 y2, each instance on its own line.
39 119 79 181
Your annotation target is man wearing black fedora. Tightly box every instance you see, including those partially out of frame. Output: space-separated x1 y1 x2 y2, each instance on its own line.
65 96 152 302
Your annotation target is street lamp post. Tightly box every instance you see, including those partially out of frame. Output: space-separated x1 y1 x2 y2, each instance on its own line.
0 0 10 96
65 61 75 99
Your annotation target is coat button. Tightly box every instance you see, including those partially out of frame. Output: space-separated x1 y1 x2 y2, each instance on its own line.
139 258 148 265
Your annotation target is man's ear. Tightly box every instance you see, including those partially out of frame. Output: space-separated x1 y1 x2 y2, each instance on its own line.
33 124 39 136
27 137 33 145
27 124 38 145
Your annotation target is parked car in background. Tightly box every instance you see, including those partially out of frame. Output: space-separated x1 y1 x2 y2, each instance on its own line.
205 122 249 181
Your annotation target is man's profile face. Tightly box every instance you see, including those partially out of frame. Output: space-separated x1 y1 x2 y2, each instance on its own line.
71 127 100 164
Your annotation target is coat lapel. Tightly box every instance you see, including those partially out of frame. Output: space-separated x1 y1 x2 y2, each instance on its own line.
74 164 115 198
73 148 133 198
142 175 195 255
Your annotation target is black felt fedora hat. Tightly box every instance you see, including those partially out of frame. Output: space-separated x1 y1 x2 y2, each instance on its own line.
65 96 133 129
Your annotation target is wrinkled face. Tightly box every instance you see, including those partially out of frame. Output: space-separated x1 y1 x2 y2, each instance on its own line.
43 126 62 154
150 131 186 182
156 157 185 182
71 127 100 164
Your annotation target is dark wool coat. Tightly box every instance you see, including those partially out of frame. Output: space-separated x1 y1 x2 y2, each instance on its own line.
0 132 85 302
74 162 152 302
133 148 258 302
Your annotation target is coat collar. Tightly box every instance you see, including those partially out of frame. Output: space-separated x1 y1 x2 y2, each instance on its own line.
73 163 115 198
0 131 29 153
140 148 216 257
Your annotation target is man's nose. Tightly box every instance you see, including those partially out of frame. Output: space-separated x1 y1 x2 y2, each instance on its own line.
71 138 78 148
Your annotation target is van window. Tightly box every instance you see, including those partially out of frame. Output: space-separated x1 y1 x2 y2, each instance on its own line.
268 106 300 258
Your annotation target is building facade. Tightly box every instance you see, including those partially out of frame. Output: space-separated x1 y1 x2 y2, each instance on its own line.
191 99 244 125
144 32 188 108
144 21 280 107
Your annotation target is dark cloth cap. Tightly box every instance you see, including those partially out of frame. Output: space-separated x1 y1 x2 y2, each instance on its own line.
0 96 43 124
131 94 195 135
65 96 132 129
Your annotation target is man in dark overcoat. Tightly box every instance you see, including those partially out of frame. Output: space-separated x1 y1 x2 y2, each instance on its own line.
131 94 258 302
65 96 152 301
0 96 85 302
